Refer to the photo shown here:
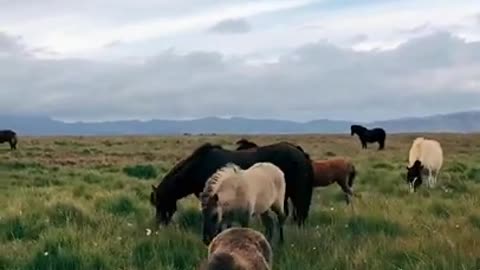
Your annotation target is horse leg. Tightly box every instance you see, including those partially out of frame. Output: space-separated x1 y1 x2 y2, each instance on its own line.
239 210 250 228
338 180 353 205
428 169 433 188
271 203 286 244
260 212 274 243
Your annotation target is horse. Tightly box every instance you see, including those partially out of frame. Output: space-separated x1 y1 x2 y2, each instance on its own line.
312 158 356 204
0 129 18 150
236 138 259 150
235 140 356 204
198 227 273 270
200 162 286 245
350 124 386 150
406 137 443 192
150 142 314 227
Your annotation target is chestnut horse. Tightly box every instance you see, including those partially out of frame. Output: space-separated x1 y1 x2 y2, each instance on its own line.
312 158 356 205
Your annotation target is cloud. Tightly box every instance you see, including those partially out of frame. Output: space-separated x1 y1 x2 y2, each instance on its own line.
208 18 252 34
1 0 313 56
0 31 480 122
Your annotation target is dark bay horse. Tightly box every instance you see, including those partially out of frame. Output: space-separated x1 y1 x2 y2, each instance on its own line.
236 138 259 150
0 130 18 150
350 124 386 150
150 142 314 227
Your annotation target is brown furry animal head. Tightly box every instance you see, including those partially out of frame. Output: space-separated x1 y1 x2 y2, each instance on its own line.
199 227 273 270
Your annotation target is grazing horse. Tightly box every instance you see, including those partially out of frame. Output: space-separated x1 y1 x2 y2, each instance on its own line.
200 162 286 245
199 227 273 270
236 138 259 150
312 158 356 204
406 137 443 192
150 142 314 227
350 124 386 150
0 129 18 150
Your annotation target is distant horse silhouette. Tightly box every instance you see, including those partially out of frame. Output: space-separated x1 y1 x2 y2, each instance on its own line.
406 137 443 192
0 129 18 150
150 142 314 227
350 125 386 150
236 139 259 150
312 158 356 205
200 162 286 245
199 227 273 270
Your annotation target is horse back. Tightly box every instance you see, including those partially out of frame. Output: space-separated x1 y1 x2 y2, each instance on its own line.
312 158 352 186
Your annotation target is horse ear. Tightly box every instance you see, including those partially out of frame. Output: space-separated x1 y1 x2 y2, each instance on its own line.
151 185 156 191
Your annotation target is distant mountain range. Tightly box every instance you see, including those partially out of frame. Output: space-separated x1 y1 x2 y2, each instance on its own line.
0 111 479 136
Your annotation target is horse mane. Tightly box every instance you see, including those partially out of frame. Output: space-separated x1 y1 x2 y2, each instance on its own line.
159 143 224 185
201 163 242 205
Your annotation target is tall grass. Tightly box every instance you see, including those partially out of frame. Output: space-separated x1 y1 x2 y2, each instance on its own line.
0 134 479 269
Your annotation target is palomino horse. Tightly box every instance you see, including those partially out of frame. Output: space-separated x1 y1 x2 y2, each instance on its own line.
406 137 443 192
150 142 314 227
199 227 273 270
200 162 286 245
350 124 386 150
312 158 356 204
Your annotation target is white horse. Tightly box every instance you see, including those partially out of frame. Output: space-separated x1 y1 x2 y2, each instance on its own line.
199 227 273 270
406 137 443 192
200 162 286 245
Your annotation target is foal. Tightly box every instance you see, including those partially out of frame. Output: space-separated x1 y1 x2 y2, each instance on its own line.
312 158 356 204
200 162 286 245
199 227 273 270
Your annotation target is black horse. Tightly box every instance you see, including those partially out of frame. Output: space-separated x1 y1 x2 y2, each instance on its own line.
0 129 18 150
235 138 258 150
350 124 386 150
150 142 314 227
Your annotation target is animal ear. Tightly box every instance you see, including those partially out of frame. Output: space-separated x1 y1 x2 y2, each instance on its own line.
212 194 219 202
151 185 156 191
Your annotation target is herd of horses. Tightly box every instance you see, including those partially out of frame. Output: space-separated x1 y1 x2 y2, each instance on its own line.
147 126 445 269
1 125 445 269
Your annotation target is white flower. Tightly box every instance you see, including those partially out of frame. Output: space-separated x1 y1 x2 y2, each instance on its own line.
44 252 49 256
146 229 152 236
117 236 122 241
330 207 334 211
127 223 133 227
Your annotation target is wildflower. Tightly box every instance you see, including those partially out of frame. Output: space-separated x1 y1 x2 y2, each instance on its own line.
146 228 152 236
312 247 317 250
117 236 122 241
455 224 460 229
44 252 49 256
127 223 133 227
330 207 334 211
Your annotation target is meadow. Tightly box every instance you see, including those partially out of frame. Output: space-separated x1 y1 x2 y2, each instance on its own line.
0 133 479 270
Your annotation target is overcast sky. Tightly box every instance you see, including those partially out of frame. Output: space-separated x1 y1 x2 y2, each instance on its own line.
1 0 480 122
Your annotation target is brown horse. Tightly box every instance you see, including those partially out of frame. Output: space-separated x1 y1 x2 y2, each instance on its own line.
312 158 356 204
198 227 273 270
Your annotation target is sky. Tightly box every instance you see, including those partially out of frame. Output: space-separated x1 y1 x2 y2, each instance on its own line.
1 0 480 122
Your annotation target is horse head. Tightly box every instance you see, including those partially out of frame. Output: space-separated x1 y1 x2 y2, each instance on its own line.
201 192 222 245
150 184 177 225
350 125 366 136
406 160 423 193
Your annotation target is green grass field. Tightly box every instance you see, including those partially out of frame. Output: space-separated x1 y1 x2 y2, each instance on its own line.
0 134 479 270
